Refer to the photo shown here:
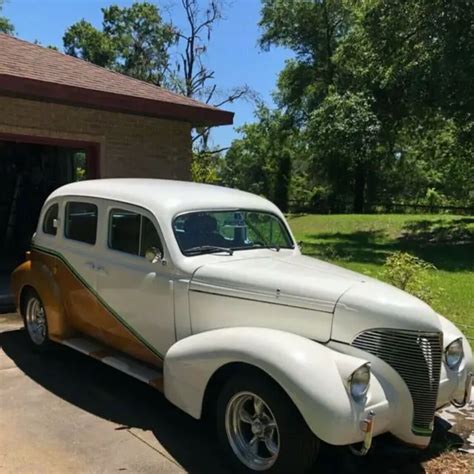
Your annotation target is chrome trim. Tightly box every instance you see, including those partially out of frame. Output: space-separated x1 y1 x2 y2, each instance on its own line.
352 329 442 434
25 296 47 345
225 391 280 471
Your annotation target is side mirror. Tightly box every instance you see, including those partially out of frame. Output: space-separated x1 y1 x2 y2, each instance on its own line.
145 247 165 264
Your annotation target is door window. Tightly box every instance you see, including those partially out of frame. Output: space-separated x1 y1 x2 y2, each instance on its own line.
43 203 59 236
109 208 162 257
65 202 98 245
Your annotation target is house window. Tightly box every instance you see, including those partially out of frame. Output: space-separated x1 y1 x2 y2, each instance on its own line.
43 203 58 236
65 202 98 245
109 208 162 257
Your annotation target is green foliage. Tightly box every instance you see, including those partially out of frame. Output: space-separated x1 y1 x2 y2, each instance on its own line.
383 252 437 304
336 0 474 122
225 0 473 212
63 2 176 84
221 105 296 211
260 0 349 116
191 151 220 184
64 20 116 68
307 91 381 212
0 0 14 35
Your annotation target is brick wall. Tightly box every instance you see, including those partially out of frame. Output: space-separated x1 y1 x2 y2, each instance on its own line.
0 96 192 180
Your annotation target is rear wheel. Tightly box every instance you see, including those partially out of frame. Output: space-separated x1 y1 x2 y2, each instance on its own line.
216 372 319 473
23 289 50 350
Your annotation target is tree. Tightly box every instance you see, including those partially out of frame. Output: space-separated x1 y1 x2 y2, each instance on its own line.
335 0 474 123
259 0 349 120
250 0 474 211
64 2 176 85
64 20 116 68
171 0 253 149
307 91 381 212
0 0 14 35
222 105 296 211
165 0 254 182
333 0 474 206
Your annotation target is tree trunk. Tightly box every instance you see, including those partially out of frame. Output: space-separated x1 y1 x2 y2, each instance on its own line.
353 163 366 213
274 151 291 213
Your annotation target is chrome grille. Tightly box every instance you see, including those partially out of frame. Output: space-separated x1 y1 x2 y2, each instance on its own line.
352 329 442 434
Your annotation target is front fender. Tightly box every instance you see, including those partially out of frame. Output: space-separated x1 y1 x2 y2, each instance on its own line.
164 327 389 445
436 314 473 407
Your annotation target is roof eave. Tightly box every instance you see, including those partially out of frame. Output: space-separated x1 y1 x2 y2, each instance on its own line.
0 74 234 127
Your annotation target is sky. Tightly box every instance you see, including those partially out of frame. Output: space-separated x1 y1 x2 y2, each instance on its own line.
3 0 293 147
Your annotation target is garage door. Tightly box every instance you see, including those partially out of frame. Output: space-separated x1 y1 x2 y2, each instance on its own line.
0 136 99 310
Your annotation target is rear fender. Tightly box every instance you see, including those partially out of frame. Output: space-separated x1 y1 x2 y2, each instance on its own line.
11 257 73 338
164 327 388 445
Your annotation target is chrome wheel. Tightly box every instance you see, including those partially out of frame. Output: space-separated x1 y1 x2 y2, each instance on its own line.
225 391 280 471
25 296 47 345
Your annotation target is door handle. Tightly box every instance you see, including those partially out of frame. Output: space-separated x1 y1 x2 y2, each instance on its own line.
95 265 108 275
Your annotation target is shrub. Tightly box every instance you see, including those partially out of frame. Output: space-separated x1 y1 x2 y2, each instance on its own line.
383 252 438 304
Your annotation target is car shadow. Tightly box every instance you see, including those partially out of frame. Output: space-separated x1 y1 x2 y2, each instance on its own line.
0 328 467 473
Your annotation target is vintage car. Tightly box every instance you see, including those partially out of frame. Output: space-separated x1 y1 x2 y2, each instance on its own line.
11 179 472 473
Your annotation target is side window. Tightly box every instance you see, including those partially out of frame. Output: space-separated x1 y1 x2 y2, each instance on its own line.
43 203 58 236
109 209 140 255
65 202 98 245
140 215 163 256
108 208 163 258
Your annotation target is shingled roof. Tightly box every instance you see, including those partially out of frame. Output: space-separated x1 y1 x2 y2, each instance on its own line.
0 34 233 126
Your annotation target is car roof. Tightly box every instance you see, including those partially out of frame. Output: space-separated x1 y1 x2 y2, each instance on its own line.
48 179 282 219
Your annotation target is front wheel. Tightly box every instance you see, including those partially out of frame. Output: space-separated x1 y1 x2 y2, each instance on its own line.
216 372 319 473
23 289 50 350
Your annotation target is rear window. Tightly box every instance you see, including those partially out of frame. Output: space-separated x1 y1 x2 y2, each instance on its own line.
43 203 58 236
65 202 98 245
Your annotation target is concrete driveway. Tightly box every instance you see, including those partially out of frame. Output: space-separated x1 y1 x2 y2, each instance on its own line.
1 313 472 473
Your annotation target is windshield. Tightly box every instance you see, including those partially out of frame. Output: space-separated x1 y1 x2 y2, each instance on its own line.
173 210 294 256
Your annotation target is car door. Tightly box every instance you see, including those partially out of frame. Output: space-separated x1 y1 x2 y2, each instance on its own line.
94 202 175 360
58 198 101 334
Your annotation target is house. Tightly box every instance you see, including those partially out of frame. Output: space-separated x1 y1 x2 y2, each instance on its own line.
0 33 233 308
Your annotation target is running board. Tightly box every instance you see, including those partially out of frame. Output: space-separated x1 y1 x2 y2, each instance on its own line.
58 336 164 392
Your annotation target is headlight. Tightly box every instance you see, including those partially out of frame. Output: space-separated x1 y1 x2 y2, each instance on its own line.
349 364 371 401
445 338 463 369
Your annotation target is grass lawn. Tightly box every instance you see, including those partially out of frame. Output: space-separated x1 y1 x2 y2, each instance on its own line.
287 214 474 348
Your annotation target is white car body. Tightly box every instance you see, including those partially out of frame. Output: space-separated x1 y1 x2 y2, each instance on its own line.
12 178 473 461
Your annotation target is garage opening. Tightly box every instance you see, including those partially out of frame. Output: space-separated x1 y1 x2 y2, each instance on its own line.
0 138 98 309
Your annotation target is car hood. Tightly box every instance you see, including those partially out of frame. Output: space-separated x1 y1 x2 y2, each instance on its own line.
190 253 366 313
189 252 443 343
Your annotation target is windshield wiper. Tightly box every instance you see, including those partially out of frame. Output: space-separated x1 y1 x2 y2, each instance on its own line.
263 244 280 252
185 245 234 256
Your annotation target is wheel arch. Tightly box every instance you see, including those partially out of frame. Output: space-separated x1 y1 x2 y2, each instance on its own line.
163 327 382 446
11 259 73 338
201 362 281 421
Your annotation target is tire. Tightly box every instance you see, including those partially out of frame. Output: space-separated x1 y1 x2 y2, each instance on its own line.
22 289 51 351
216 371 319 473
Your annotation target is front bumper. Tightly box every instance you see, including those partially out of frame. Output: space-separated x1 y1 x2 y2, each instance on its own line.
349 410 376 456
